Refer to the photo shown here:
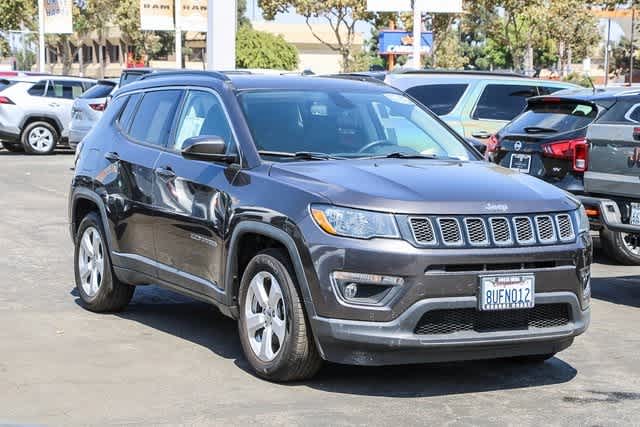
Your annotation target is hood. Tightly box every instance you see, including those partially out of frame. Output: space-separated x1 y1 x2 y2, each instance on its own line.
269 159 578 215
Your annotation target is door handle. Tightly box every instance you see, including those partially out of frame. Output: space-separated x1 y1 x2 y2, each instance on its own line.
472 131 492 139
104 151 120 162
48 102 60 107
155 166 176 179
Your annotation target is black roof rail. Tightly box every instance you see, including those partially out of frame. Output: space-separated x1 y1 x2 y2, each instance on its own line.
139 70 230 82
394 69 527 78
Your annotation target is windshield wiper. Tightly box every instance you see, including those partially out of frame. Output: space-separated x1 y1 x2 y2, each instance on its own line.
364 152 456 160
258 150 345 160
523 126 558 134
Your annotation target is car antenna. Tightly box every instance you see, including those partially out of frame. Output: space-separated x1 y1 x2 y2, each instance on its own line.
585 73 596 94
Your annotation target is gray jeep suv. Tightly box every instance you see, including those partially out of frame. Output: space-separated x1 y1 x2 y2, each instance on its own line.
69 71 591 381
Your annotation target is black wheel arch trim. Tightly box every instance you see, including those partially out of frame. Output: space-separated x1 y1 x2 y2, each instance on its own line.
70 188 115 253
20 114 64 135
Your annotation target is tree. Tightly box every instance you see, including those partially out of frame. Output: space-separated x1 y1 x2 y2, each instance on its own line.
258 0 373 71
0 0 36 57
236 25 298 70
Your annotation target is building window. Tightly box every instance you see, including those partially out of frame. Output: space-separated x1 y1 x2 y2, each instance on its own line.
82 45 93 63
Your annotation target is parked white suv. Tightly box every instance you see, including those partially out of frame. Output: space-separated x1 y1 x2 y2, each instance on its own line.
0 75 96 154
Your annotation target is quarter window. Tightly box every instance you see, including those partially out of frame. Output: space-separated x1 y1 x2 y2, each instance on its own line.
173 90 233 151
473 84 538 121
405 84 468 115
27 80 47 96
627 104 640 123
128 90 182 146
117 93 142 131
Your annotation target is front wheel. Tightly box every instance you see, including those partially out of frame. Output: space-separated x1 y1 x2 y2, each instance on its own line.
600 229 640 265
238 249 322 382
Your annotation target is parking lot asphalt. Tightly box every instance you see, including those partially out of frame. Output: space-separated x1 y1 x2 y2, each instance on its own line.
0 150 639 426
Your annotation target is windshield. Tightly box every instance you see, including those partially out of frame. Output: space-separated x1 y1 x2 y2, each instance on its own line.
238 89 475 161
507 101 597 134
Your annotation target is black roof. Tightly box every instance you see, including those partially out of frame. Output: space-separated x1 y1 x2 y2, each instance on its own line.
531 87 640 104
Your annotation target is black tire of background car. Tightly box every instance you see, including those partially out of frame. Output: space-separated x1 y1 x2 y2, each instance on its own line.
238 249 323 382
600 229 640 266
74 212 135 312
1 142 24 152
21 121 59 155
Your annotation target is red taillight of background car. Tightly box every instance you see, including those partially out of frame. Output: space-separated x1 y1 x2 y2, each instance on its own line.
541 137 588 172
485 134 500 158
0 96 15 105
89 103 106 111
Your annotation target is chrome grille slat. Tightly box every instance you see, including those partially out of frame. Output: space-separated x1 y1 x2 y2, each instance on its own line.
438 218 463 246
464 218 489 246
513 216 535 245
409 217 437 245
489 217 512 245
535 215 557 243
556 214 575 241
407 213 575 247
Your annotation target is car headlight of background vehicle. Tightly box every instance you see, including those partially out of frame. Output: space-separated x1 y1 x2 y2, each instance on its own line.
311 204 400 239
575 205 590 234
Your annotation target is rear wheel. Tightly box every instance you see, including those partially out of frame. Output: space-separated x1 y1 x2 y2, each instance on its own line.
21 121 58 155
74 212 134 312
238 249 322 382
600 229 640 265
1 142 24 152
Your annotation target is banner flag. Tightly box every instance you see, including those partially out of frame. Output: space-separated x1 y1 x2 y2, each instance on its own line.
140 0 175 31
44 0 73 34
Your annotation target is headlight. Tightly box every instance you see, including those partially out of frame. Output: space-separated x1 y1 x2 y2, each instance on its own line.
575 205 590 233
311 204 400 239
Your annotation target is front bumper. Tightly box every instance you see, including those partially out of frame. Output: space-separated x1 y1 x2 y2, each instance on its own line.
312 292 589 365
578 195 640 234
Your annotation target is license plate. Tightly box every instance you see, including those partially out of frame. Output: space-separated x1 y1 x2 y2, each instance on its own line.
509 153 531 173
631 203 640 226
479 275 535 311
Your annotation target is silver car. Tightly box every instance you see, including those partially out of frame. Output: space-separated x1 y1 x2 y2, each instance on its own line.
0 75 96 154
69 79 118 149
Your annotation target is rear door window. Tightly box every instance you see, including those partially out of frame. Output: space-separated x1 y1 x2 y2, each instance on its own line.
473 84 538 121
505 101 597 134
46 80 85 99
405 84 468 115
128 90 183 146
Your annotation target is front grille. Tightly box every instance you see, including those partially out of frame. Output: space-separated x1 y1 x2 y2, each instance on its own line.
438 218 463 246
409 217 436 245
556 214 575 241
414 304 571 335
490 217 512 245
406 212 576 248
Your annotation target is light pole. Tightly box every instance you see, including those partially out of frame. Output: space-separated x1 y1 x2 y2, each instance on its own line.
175 0 182 68
206 0 236 70
38 0 45 72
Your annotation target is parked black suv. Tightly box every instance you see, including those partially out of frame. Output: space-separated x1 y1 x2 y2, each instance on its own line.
491 88 640 264
69 71 591 381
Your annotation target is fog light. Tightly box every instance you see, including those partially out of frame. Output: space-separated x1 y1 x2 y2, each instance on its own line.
344 283 358 299
331 271 404 305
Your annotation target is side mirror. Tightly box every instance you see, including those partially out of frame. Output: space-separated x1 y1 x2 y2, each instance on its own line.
181 135 237 163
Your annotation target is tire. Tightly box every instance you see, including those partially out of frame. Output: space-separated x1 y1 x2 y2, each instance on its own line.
1 142 24 152
74 212 134 312
600 229 640 265
238 249 322 382
510 353 556 364
21 121 58 155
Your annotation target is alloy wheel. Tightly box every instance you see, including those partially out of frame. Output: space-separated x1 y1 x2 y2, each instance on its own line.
27 126 54 153
621 233 640 256
244 271 287 362
78 226 105 297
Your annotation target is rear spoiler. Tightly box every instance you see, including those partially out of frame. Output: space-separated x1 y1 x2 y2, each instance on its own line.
527 96 614 110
